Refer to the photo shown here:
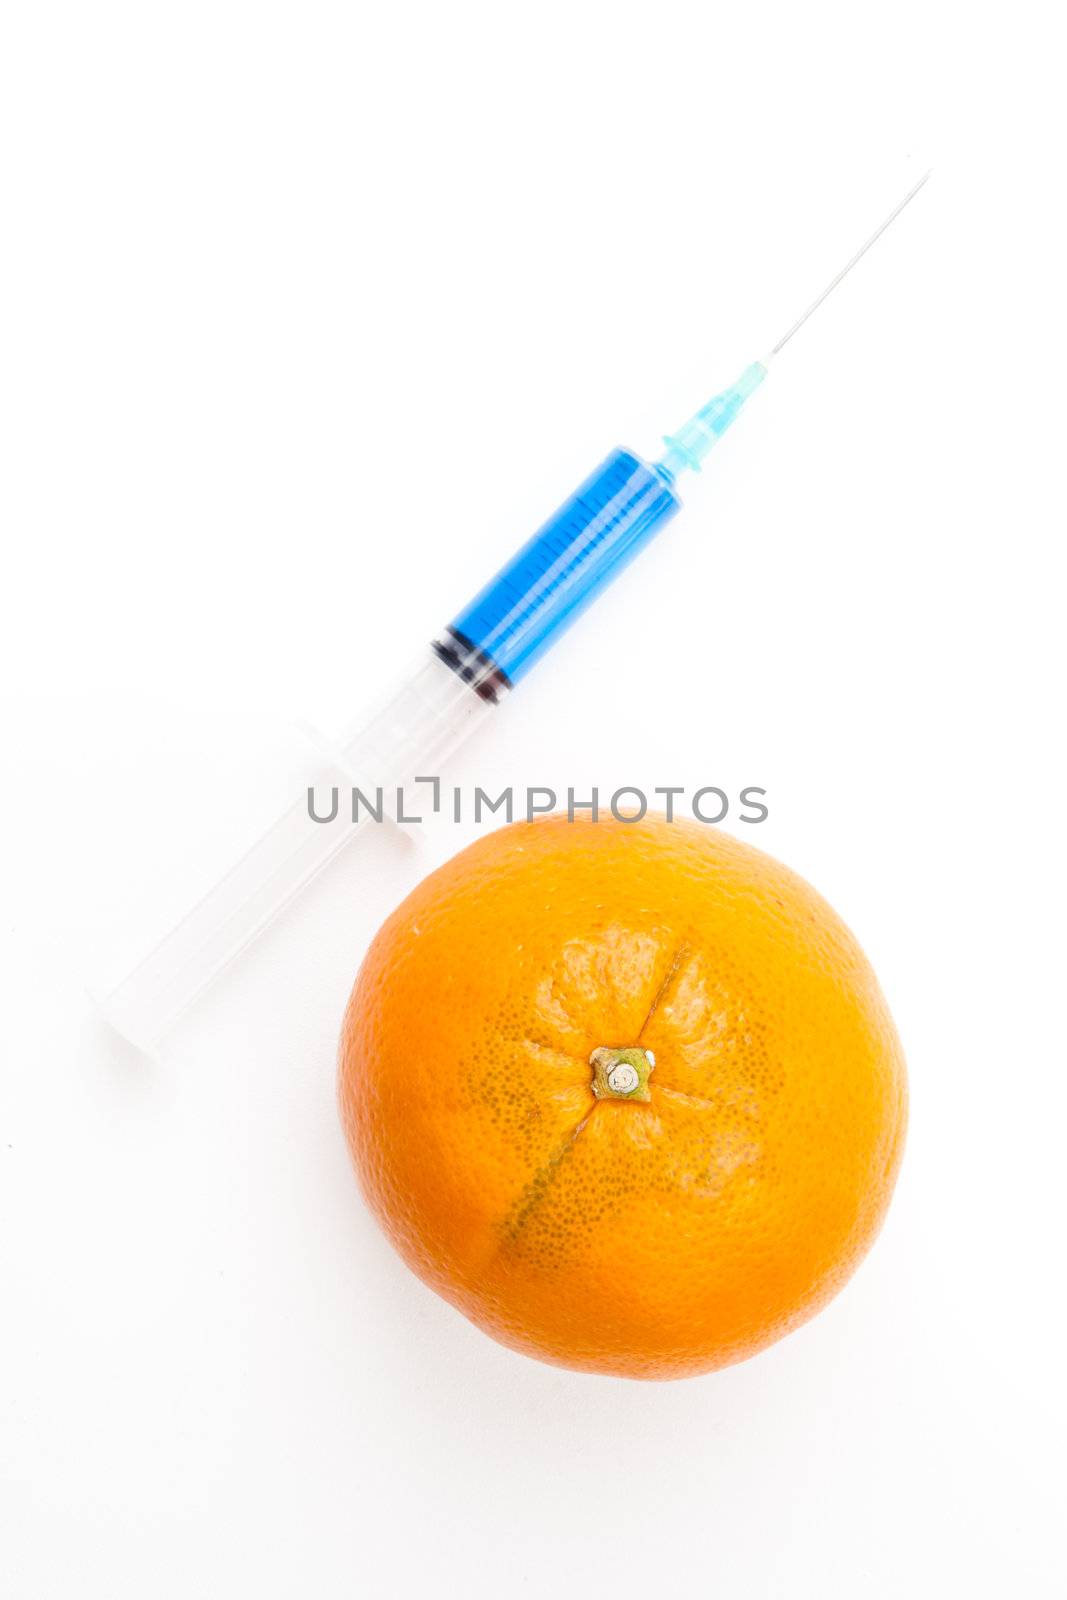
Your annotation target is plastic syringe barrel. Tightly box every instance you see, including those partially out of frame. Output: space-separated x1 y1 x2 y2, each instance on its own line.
101 450 680 1052
434 449 680 692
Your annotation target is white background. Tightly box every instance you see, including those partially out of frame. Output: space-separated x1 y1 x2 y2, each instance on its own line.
2 2 1065 1595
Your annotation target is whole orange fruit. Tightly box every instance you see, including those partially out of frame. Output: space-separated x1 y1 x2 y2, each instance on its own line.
339 814 906 1379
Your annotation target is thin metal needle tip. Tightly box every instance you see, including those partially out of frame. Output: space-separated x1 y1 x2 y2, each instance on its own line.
768 169 931 358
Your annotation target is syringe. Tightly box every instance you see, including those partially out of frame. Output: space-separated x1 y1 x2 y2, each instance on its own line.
101 172 930 1054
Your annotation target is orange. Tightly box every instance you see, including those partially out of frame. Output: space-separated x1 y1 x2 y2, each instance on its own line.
339 813 907 1380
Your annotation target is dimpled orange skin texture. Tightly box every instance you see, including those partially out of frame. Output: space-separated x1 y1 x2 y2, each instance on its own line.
339 813 907 1380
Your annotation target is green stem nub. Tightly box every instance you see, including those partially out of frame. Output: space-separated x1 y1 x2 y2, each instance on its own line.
589 1046 655 1103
